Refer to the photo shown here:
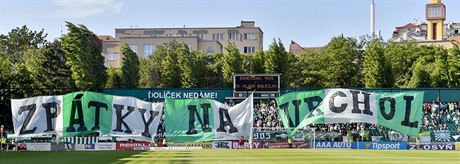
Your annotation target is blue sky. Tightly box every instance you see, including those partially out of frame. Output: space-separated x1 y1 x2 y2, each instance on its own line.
1 0 459 49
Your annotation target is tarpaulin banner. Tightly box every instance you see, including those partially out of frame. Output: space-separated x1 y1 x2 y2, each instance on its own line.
280 89 424 137
11 91 163 140
265 142 309 149
408 142 456 150
165 94 253 143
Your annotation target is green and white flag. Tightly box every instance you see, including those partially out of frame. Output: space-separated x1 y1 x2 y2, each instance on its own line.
11 91 163 140
165 94 253 143
279 89 424 137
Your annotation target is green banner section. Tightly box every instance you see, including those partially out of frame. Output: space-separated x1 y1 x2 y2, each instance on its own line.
276 90 324 128
165 98 216 143
375 92 424 137
63 91 113 137
284 89 424 137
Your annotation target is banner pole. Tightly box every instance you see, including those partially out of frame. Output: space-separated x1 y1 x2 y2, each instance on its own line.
249 92 254 149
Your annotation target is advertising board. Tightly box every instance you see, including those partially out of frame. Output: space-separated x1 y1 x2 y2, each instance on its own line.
25 143 51 151
230 141 264 149
75 144 96 151
95 142 116 150
354 142 407 150
314 142 353 149
408 142 456 150
116 142 152 150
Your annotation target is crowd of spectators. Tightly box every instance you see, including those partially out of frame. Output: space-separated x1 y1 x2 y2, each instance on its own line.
253 100 282 131
422 102 460 132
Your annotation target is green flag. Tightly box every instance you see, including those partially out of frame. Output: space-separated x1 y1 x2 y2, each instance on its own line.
63 91 113 137
285 89 424 137
276 90 324 128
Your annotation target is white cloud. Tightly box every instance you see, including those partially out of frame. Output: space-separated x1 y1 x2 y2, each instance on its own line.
53 0 122 18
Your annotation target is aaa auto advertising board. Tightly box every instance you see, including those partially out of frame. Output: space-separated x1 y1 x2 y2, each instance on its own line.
314 142 353 149
408 142 456 150
116 142 152 150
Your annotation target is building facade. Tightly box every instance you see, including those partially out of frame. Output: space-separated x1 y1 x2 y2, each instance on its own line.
99 21 263 68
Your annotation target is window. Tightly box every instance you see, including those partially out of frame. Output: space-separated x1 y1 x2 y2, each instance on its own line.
144 44 156 57
207 46 215 54
244 33 257 40
212 33 224 40
229 33 241 41
427 6 443 19
129 44 139 55
197 34 208 40
243 46 255 54
107 53 116 61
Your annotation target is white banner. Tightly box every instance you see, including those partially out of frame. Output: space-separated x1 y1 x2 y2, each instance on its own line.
215 94 254 140
322 89 377 124
26 143 51 151
111 96 163 140
11 96 64 138
95 142 116 150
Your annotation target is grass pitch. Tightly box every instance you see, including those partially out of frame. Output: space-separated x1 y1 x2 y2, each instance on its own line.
1 149 459 164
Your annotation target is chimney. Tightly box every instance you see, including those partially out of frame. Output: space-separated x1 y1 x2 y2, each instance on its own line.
371 0 376 38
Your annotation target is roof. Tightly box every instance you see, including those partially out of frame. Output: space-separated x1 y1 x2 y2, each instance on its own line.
97 35 117 41
448 36 460 44
395 23 420 30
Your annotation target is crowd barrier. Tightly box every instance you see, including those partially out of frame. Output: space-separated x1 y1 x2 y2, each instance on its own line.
11 141 460 151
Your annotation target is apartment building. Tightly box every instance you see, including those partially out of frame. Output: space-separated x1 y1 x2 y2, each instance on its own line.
99 21 263 68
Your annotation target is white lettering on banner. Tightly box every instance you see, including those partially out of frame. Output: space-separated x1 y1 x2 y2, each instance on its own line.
231 142 261 149
372 143 400 149
148 91 218 99
323 89 377 124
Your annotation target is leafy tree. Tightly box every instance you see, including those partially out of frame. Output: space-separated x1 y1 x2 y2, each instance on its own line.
160 41 181 87
385 42 419 87
178 43 196 88
0 25 47 63
106 68 121 88
139 45 166 88
120 43 140 88
61 22 107 90
205 52 225 88
363 40 392 88
447 45 460 87
222 42 244 86
22 42 74 93
290 50 326 88
323 36 363 88
265 39 289 87
407 56 433 88
249 51 265 74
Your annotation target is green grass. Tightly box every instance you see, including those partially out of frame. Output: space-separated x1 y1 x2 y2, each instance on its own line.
1 149 459 164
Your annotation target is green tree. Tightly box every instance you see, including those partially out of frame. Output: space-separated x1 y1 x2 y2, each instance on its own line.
120 43 140 88
265 39 289 87
363 40 392 88
139 45 166 88
106 68 121 88
222 42 244 86
178 43 196 88
385 42 419 87
61 22 107 89
0 25 47 63
22 42 74 93
205 52 225 88
447 45 460 87
407 56 432 88
323 36 363 88
249 51 265 74
290 50 326 88
160 41 181 87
